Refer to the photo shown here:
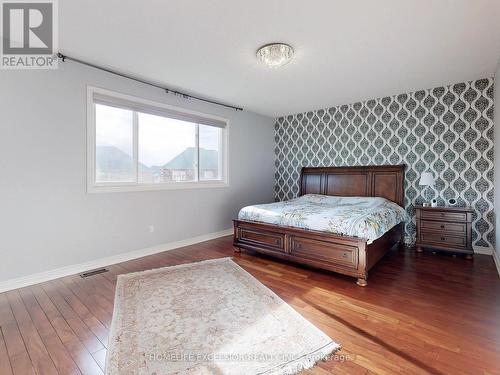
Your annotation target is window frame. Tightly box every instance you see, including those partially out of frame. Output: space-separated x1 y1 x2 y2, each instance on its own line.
86 86 229 193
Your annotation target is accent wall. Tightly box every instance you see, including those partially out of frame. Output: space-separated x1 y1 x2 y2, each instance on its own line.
274 78 494 249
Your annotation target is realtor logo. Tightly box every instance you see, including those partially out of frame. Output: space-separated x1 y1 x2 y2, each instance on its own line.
1 0 58 69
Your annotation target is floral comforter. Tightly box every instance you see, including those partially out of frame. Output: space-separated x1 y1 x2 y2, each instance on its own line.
238 194 408 243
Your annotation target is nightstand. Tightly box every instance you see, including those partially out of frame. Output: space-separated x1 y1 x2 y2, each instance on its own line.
415 206 474 259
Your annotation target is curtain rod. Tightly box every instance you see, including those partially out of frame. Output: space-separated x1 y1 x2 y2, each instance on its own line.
56 53 243 112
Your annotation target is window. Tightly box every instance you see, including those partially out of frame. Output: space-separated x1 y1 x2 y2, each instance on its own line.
87 87 228 192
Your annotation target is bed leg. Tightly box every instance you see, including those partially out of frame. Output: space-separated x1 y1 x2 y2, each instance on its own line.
356 277 368 287
234 246 241 253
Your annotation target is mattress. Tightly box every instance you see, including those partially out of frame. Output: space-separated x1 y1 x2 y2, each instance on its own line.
238 194 408 243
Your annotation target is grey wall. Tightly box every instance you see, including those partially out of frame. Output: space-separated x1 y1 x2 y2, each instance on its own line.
0 63 275 283
495 61 500 258
275 79 494 249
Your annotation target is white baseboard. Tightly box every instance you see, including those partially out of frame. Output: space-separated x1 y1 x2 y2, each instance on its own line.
0 228 233 293
473 246 500 278
493 251 500 278
473 245 494 256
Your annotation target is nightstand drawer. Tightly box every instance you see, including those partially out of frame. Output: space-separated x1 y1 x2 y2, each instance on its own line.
420 231 466 248
420 210 467 222
420 221 467 234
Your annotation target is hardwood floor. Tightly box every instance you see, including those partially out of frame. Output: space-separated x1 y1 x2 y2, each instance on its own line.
0 236 499 375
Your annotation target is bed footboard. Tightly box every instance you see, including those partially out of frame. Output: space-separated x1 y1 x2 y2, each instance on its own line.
233 220 402 286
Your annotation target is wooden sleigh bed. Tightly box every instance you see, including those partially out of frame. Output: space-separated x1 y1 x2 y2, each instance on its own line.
233 165 405 286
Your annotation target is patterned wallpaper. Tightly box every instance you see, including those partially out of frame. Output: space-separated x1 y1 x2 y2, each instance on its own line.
274 78 494 248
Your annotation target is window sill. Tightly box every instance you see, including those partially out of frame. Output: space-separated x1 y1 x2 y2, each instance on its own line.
87 181 229 194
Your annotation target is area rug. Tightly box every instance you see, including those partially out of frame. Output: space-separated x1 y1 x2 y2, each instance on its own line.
106 257 340 375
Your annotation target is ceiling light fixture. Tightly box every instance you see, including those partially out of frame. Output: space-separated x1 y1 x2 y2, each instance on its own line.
256 43 294 68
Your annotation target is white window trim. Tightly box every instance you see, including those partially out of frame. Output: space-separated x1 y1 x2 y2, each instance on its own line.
86 86 229 193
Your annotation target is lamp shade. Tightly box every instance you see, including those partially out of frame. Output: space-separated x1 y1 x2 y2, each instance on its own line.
419 172 435 186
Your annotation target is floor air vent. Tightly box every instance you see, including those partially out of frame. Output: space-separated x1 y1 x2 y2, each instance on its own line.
80 268 109 278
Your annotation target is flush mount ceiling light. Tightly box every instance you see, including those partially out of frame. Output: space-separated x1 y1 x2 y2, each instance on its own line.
256 43 294 68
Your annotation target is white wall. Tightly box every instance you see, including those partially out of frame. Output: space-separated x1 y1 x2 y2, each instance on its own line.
0 62 275 283
495 59 500 259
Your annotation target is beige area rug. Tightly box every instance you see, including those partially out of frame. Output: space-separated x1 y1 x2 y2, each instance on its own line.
106 257 340 375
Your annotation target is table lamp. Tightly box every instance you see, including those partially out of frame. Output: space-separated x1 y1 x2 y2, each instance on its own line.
419 172 435 207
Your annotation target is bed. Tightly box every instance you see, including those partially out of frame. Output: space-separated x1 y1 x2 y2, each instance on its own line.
233 165 406 286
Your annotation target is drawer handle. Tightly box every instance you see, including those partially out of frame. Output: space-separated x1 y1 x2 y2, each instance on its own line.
274 239 280 245
441 237 445 241
440 225 445 229
342 252 348 258
441 213 445 216
296 243 302 249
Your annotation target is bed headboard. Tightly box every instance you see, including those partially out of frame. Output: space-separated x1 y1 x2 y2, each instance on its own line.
299 165 405 206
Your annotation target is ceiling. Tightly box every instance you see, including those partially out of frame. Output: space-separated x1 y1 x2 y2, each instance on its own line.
60 0 500 117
